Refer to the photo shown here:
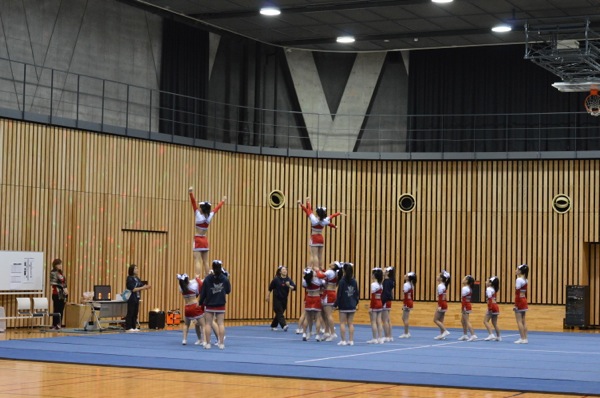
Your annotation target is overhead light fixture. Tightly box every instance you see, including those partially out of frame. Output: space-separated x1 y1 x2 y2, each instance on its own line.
491 24 512 33
336 36 355 43
431 0 453 3
260 7 281 16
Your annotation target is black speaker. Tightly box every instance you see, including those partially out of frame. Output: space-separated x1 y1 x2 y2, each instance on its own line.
565 285 589 327
149 311 165 329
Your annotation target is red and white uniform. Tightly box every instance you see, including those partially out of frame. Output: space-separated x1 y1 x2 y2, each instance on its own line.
370 282 383 311
322 269 338 306
299 203 341 247
403 282 414 310
180 277 204 319
437 283 448 312
302 277 324 311
486 287 500 315
461 285 472 313
189 192 224 252
514 277 528 312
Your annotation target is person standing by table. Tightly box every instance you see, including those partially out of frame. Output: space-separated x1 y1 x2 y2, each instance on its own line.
49 258 68 330
125 264 151 332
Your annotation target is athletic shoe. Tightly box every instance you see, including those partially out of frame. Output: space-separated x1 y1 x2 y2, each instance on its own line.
366 339 378 344
325 335 335 342
468 335 478 342
398 333 411 338
218 343 225 350
496 336 502 342
133 329 140 332
271 327 278 331
330 333 338 339
483 334 496 341
283 325 289 332
458 335 469 341
295 328 303 334
348 341 354 346
517 339 528 344
204 343 211 349
434 334 444 340
378 338 385 344
194 340 204 346
182 339 187 345
315 334 323 342
126 329 137 333
302 333 307 341
337 340 347 346
441 330 450 338
514 339 522 344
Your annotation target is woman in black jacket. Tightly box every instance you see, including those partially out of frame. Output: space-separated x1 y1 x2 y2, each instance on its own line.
334 262 359 346
200 260 231 349
265 265 296 331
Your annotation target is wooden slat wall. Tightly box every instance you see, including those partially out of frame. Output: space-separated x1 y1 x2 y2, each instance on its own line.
1 119 600 327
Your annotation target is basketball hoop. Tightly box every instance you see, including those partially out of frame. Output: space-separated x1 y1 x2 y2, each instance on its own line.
584 89 600 117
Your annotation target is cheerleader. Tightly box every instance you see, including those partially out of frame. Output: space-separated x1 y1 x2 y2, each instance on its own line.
297 197 343 269
177 273 204 346
334 262 359 346
398 271 416 338
199 260 231 349
321 261 342 341
301 267 324 341
433 270 451 340
483 276 501 341
367 268 384 344
189 187 226 276
458 275 477 341
514 264 529 344
381 267 396 342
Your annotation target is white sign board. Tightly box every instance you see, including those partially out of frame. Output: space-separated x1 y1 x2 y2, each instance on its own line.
0 251 44 291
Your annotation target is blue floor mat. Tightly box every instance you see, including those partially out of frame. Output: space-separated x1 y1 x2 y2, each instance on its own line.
1 325 599 395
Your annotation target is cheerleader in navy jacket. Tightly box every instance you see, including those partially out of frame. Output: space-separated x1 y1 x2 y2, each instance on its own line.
367 268 384 344
298 197 342 269
483 276 501 341
334 262 359 346
433 270 450 340
177 273 204 346
199 260 231 349
458 275 477 341
301 267 324 341
514 264 529 344
399 271 416 338
381 267 396 342
265 265 296 331
189 187 226 276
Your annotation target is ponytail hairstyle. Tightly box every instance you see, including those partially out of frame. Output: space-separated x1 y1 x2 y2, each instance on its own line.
343 262 354 282
489 276 499 293
517 264 529 279
276 265 285 277
333 261 344 280
199 201 212 216
212 260 223 277
303 268 314 285
407 271 417 284
385 267 396 280
372 268 383 284
177 273 189 291
316 206 327 220
440 270 451 287
465 275 475 289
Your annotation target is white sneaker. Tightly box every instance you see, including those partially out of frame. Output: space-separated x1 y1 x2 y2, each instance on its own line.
182 339 187 345
126 329 136 333
367 339 378 344
204 343 211 350
458 335 469 341
325 335 335 342
348 341 354 346
295 328 303 334
283 325 289 332
468 335 478 342
330 333 338 339
194 340 204 346
398 333 411 338
441 330 450 338
337 340 347 346
514 339 522 344
218 343 225 349
496 336 502 342
517 339 528 344
315 334 322 342
302 333 307 341
483 334 496 341
271 327 278 331
378 338 385 344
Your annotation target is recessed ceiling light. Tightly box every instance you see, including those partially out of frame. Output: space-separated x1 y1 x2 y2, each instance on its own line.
492 24 512 33
260 7 281 16
337 36 355 43
431 0 453 3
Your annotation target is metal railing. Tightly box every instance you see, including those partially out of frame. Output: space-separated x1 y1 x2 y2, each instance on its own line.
1 57 599 159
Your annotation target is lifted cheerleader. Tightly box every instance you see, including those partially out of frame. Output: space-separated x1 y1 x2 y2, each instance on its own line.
297 197 342 269
189 187 226 276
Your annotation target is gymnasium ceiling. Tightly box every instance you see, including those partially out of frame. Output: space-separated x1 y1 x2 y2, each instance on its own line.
119 0 600 52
